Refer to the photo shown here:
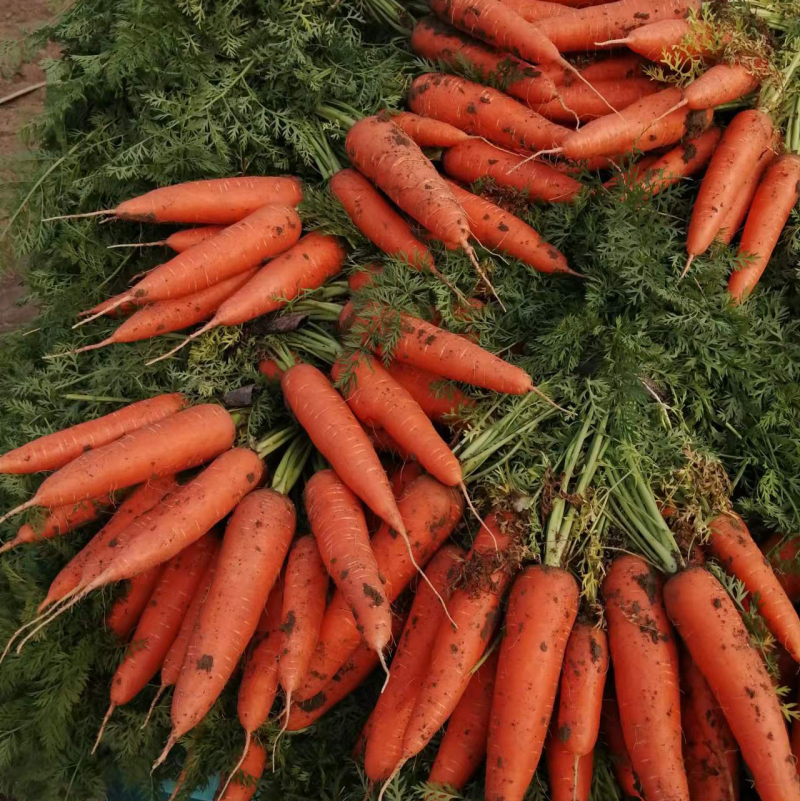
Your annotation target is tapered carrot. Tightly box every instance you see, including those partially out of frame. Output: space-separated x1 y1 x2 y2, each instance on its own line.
533 79 661 125
215 741 267 801
0 404 235 525
597 19 712 62
600 697 645 800
485 565 579 801
108 226 225 252
681 62 762 112
383 111 471 148
386 362 472 423
294 475 463 701
715 148 775 245
442 139 581 204
154 489 295 768
408 74 570 154
707 513 800 663
0 393 186 475
305 469 392 661
546 736 593 801
79 291 139 320
763 533 800 604
281 363 405 534
602 555 688 801
365 544 464 782
106 565 166 641
330 169 434 270
664 567 800 801
728 154 800 303
46 176 303 224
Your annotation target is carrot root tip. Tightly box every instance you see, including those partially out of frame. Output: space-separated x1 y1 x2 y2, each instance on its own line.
0 499 36 527
145 321 216 367
377 758 407 801
0 540 16 555
272 699 290 772
42 209 113 222
219 733 250 797
464 244 506 313
73 295 133 329
680 254 695 281
378 650 391 693
152 732 178 774
91 703 116 755
141 685 166 729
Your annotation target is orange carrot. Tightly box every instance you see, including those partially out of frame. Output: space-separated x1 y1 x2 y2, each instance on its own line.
0 393 186 474
348 263 383 293
597 19 713 62
258 357 285 383
106 565 166 641
485 565 579 801
384 111 471 148
48 176 303 224
707 513 800 663
546 736 593 801
602 153 662 190
600 697 645 800
386 362 472 423
575 54 647 83
715 147 775 245
442 139 581 204
602 555 688 801
389 460 424 499
215 741 267 801
281 363 405 534
728 154 800 303
762 534 800 604
533 79 661 125
330 169 434 270
664 567 800 801
497 0 575 20
109 226 225 253
155 489 295 767
682 62 762 111
408 74 570 154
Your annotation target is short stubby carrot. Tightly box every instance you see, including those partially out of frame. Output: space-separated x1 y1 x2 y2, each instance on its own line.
0 393 186 475
383 111 470 149
106 565 166 641
386 362 473 423
546 736 593 801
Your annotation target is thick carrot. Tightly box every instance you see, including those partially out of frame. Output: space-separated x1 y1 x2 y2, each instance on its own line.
216 741 267 801
664 567 800 801
332 354 462 486
330 169 434 270
156 489 295 766
106 565 166 641
683 63 762 111
598 19 712 62
715 148 775 245
557 621 608 756
707 513 800 663
427 649 499 795
728 154 800 303
2 495 112 554
602 555 688 801
763 534 800 604
386 362 472 423
109 225 225 253
442 139 581 204
445 180 574 276
684 109 774 272
49 176 303 224
546 736 593 801
365 544 464 782
305 469 391 658
408 74 570 154
281 363 405 534
384 111 471 148
294 475 463 701
600 697 645 800
497 0 575 20
0 393 186 475
485 565 579 801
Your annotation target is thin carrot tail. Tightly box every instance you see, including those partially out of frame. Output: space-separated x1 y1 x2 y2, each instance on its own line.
165 767 188 801
141 684 166 729
529 384 571 414
145 320 216 366
464 244 506 313
91 702 116 754
0 498 37 527
1 591 76 665
459 482 498 553
572 754 579 801
219 733 251 797
152 731 179 774
73 295 132 328
594 37 630 47
649 98 688 129
46 340 112 359
272 696 290 772
42 209 112 222
514 147 564 168
0 539 18 555
554 92 581 129
15 589 88 655
680 254 695 281
378 650 391 693
562 62 620 118
377 757 407 801
107 241 165 249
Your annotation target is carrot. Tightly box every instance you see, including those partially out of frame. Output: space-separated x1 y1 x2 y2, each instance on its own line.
707 513 800 663
600 698 645 799
408 74 570 154
305 469 392 661
330 169 434 270
681 62 762 112
332 354 462 486
683 109 774 276
367 427 415 461
386 362 473 423
484 565 578 801
383 111 471 148
763 534 800 604
715 147 775 245
575 54 647 84
294 475 463 701
602 555 688 801
348 263 383 293
154 488 295 768
546 736 593 801
602 153 662 190
109 225 225 252
427 649 499 795
445 180 575 276
2 494 112 554
79 291 139 321
365 544 464 782
216 741 267 801
497 0 575 21
281 363 405 534
106 565 166 641
728 154 800 303
0 392 186 475
442 139 581 204
46 176 303 224
535 0 702 52
556 621 608 757
597 19 713 62
664 567 800 801
389 460 424 499
92 533 216 751
0 404 235 525
258 357 285 383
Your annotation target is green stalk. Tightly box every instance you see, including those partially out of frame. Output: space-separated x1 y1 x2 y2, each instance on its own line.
270 342 297 372
291 299 344 321
255 424 299 458
272 435 313 495
282 325 343 364
62 393 132 403
317 103 358 130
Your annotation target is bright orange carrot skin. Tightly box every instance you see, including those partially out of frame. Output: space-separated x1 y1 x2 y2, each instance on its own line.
113 176 303 224
601 698 645 799
533 79 661 125
305 469 391 654
164 226 226 252
348 263 383 293
330 169 434 271
546 737 593 801
258 358 285 383
170 489 295 739
603 153 662 190
386 363 472 423
665 567 800 801
106 565 166 640
557 621 608 756
365 544 464 782
386 112 471 148
216 741 267 801
427 649 499 794
332 354 462 486
295 475 463 701
763 534 800 604
497 0 574 21
729 154 800 303
282 363 404 534
485 565 579 801
707 513 800 662
602 555 688 801
684 63 761 110
389 461 424 499
715 148 775 245
608 19 710 63
575 54 647 83
443 139 581 204
408 74 570 155
0 393 186 474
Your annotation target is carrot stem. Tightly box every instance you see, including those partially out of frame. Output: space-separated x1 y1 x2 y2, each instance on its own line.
255 425 300 459
107 241 166 249
271 435 313 495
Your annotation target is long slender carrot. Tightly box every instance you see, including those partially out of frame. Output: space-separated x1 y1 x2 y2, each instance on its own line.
106 565 166 641
597 19 712 62
763 534 800 605
602 555 688 801
715 147 775 245
108 226 225 253
664 567 800 801
215 741 267 801
385 362 473 423
600 697 645 800
546 736 593 801
154 489 295 768
0 393 186 475
383 111 471 149
485 565 579 801
728 154 800 303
